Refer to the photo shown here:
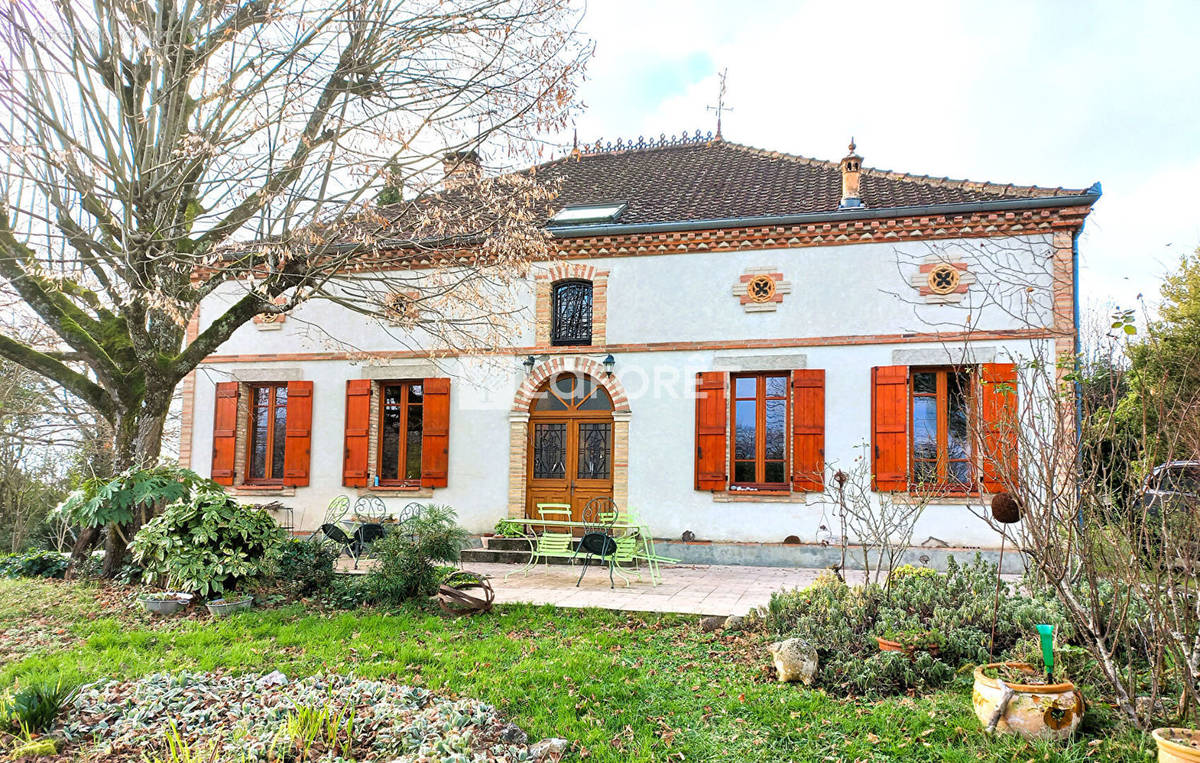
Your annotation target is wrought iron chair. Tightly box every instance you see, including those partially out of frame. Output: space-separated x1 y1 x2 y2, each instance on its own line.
323 495 350 526
582 496 621 524
353 494 387 521
504 503 576 581
319 523 359 566
572 500 624 588
351 522 386 564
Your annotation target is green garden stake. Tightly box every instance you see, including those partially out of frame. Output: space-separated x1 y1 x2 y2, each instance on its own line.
1035 624 1055 682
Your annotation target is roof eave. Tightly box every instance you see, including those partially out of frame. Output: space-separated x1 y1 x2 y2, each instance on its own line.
545 184 1102 239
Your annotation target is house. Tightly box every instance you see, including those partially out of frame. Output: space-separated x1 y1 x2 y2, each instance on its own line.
178 132 1099 560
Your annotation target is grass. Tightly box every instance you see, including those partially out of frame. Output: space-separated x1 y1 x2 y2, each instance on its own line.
0 577 1152 762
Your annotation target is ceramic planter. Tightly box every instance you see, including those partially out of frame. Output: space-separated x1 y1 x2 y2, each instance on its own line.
206 596 252 618
1153 728 1200 762
972 662 1084 741
875 636 941 657
139 592 192 615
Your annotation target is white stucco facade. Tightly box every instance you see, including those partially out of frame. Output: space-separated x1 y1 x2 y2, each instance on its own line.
184 233 1064 549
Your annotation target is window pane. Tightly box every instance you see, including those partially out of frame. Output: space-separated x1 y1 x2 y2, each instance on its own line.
577 385 613 411
405 401 422 481
947 373 970 460
913 372 936 394
577 423 611 480
533 390 568 411
765 376 788 398
948 460 971 486
764 399 786 460
551 281 593 345
734 377 757 398
764 461 785 484
552 374 574 400
271 387 287 480
408 384 422 402
734 399 757 459
384 384 404 406
532 423 566 479
381 405 400 481
250 392 268 480
912 396 938 461
734 461 756 483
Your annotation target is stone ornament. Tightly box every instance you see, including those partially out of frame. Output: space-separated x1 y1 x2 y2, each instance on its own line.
252 296 288 330
910 255 976 304
732 267 792 312
768 638 818 684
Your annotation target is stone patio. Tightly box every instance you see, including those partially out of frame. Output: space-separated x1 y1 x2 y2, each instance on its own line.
456 561 866 616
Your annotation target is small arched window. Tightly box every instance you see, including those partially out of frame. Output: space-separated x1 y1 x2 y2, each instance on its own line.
551 279 592 346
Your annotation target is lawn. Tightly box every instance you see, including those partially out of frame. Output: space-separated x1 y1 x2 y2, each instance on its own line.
0 577 1151 762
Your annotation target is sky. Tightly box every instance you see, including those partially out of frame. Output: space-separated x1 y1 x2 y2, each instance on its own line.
562 0 1200 320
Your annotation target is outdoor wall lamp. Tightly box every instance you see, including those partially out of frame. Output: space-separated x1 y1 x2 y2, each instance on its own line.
523 355 537 376
603 354 615 376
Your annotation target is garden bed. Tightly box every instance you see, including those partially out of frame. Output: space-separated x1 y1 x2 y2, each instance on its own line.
56 672 544 761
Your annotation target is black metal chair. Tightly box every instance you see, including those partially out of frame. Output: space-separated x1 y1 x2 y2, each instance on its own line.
573 501 620 588
319 523 357 565
351 522 386 564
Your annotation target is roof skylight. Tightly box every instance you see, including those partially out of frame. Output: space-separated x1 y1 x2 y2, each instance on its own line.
548 202 626 225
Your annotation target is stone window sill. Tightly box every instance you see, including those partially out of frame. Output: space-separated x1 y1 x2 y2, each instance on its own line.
712 490 809 504
358 486 434 498
231 485 296 497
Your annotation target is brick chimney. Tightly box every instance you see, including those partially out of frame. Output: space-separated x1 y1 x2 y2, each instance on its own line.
839 139 863 209
442 150 482 190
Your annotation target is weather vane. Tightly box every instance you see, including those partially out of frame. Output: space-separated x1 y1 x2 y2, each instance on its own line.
706 68 732 139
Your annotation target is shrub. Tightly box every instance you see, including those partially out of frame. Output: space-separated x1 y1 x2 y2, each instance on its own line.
1 680 77 732
364 504 469 604
130 488 283 597
57 465 211 531
316 574 370 610
0 550 69 579
765 555 1068 696
276 539 339 595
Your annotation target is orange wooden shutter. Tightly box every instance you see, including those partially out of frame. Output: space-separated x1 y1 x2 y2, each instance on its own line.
342 379 371 487
421 377 451 488
871 366 909 491
694 372 727 490
282 381 313 486
791 370 825 491
211 382 239 486
980 363 1018 493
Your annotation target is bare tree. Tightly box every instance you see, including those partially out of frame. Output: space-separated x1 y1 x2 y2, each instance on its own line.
891 235 1200 727
0 0 590 572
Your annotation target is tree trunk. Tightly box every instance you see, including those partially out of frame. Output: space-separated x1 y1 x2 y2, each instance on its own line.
99 392 170 578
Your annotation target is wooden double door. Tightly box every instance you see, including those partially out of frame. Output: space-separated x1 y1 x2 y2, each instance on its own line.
525 373 614 523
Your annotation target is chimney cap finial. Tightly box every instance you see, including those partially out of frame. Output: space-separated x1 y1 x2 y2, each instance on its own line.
846 137 859 157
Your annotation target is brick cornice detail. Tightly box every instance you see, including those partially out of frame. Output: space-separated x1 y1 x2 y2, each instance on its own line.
200 328 1058 366
547 205 1092 260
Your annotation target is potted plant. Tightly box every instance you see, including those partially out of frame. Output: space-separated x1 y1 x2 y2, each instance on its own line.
139 591 193 615
972 662 1084 740
206 594 253 618
1152 728 1200 762
876 628 943 656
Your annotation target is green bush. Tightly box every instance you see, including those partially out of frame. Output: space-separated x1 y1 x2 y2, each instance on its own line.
57 465 211 530
0 551 69 579
365 504 469 604
765 555 1068 696
129 488 283 597
315 574 370 610
276 539 339 595
1 680 76 732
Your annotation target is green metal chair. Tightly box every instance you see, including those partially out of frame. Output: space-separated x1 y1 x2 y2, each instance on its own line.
624 506 679 586
504 503 577 580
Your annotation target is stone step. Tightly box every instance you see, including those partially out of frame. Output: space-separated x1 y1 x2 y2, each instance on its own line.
460 547 578 565
482 536 536 552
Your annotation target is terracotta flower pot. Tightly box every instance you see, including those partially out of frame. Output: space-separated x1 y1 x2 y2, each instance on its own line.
876 635 941 657
1153 728 1200 762
972 662 1084 741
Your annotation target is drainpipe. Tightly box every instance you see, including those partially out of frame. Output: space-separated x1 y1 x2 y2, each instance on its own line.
1072 226 1084 531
